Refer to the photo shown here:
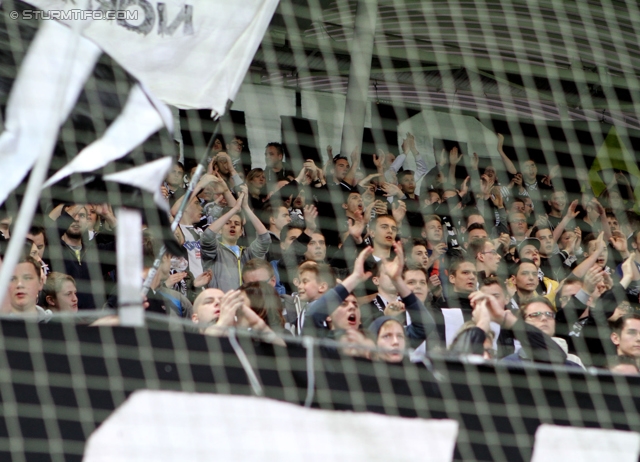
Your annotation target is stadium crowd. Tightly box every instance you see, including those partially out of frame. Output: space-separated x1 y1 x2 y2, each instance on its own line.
4 132 640 373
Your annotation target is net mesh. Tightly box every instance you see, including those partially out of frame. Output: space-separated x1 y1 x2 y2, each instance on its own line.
0 0 639 460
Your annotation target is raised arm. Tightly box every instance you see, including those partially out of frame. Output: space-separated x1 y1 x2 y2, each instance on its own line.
343 145 361 187
384 241 435 339
552 200 579 243
571 232 605 279
448 147 461 185
496 133 518 175
304 247 374 332
239 184 268 235
206 194 243 235
594 199 612 242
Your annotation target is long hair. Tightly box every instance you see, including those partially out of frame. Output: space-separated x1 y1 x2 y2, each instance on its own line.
239 281 285 329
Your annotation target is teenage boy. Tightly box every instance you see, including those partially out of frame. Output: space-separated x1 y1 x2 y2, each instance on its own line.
201 187 271 292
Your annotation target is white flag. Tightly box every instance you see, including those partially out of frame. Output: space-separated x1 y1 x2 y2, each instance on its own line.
25 0 280 114
0 20 101 205
43 83 173 189
103 157 173 211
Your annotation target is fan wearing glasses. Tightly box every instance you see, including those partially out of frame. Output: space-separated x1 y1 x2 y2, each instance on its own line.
468 237 501 279
503 297 584 368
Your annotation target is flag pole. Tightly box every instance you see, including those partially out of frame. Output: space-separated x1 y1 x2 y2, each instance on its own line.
141 100 233 297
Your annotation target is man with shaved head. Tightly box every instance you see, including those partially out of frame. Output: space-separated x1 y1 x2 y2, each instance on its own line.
192 288 225 331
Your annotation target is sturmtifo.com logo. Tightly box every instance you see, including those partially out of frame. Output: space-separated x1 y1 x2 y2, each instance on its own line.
9 9 138 20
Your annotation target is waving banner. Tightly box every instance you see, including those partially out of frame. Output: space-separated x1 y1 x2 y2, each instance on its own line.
24 0 281 114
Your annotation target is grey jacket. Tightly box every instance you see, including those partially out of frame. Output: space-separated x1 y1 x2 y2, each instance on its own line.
201 229 271 292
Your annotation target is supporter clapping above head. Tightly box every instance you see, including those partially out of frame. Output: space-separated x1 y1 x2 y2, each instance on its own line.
278 204 332 270
201 186 271 292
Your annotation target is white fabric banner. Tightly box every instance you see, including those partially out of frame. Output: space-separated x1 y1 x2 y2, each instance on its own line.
25 0 281 113
441 308 465 347
43 84 173 189
84 390 459 462
103 157 173 211
532 424 640 462
0 20 101 204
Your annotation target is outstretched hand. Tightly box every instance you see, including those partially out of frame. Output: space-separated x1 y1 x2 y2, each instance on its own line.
303 204 318 232
373 149 385 169
341 247 375 293
469 291 514 328
565 200 579 219
350 145 361 166
391 200 407 223
621 252 640 288
382 241 405 281
449 146 462 165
